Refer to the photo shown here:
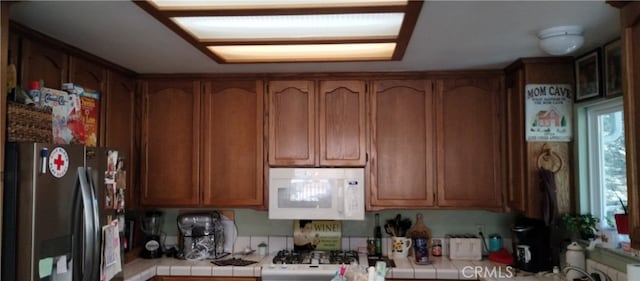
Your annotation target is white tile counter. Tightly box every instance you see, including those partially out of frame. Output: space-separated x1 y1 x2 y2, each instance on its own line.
123 255 628 281
124 253 268 281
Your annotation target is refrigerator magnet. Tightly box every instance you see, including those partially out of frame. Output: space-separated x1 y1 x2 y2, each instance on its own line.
48 147 69 178
40 148 48 174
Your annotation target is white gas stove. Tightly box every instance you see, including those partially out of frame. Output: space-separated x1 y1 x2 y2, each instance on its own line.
261 250 366 281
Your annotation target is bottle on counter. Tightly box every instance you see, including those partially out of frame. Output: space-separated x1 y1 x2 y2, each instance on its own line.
374 213 382 256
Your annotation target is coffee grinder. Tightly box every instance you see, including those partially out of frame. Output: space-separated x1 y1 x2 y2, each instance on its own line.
140 211 164 259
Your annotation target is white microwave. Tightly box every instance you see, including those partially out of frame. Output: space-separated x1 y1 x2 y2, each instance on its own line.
268 168 365 220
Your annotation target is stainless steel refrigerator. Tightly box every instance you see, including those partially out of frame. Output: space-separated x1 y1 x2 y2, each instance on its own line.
3 142 126 281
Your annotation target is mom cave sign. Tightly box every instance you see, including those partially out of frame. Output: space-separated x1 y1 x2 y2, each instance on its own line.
525 84 573 142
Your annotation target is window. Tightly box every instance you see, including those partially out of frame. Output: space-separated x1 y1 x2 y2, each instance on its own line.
585 98 627 229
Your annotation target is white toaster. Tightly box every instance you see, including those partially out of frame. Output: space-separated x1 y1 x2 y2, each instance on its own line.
446 235 483 261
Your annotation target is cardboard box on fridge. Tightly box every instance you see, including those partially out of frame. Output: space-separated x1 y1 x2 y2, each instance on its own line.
80 89 100 147
41 87 83 144
63 83 100 147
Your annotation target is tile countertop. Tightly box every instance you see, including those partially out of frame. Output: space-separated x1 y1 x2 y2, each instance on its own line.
124 254 561 281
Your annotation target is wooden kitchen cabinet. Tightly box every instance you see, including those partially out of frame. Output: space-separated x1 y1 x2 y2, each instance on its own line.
20 36 68 90
614 1 640 249
69 55 106 93
268 80 315 166
434 75 504 209
368 79 436 209
268 80 366 166
201 80 264 207
504 58 573 218
69 55 108 145
319 80 367 166
140 79 201 207
105 70 138 209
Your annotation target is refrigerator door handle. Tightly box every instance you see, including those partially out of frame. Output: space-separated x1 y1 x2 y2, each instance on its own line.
86 167 102 281
77 167 98 281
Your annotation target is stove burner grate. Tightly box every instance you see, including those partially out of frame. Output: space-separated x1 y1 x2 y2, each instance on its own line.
211 257 258 266
272 250 359 265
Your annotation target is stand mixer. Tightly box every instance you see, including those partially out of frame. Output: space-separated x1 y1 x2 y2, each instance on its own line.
140 211 164 259
176 211 225 260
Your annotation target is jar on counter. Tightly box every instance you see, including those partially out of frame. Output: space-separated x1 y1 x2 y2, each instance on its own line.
431 239 442 256
258 242 268 256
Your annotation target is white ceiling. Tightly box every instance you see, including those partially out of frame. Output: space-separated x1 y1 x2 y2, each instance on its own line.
8 1 621 74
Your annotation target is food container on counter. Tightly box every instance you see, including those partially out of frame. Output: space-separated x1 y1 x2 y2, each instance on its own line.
446 234 482 261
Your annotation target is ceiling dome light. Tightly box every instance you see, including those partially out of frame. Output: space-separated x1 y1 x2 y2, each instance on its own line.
538 25 584 56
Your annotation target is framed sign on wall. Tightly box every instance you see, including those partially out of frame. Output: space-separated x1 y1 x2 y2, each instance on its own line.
603 38 622 97
575 49 602 102
525 84 573 142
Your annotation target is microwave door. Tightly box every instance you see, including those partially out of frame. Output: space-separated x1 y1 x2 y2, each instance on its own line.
269 179 337 220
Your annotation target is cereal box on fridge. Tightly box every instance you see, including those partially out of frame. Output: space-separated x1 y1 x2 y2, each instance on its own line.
41 87 82 144
79 89 100 147
63 83 100 146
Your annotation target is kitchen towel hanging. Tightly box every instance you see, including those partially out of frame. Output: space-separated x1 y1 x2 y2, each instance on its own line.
537 144 562 226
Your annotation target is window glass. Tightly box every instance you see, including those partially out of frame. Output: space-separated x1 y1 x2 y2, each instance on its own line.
586 98 627 228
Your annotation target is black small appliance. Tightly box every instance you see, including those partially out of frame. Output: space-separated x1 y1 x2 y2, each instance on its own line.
140 211 164 259
511 216 553 272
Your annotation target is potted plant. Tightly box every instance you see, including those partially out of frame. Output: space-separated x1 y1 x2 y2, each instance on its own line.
561 213 599 241
614 195 629 234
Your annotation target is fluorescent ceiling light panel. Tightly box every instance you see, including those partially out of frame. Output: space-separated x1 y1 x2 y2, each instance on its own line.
149 0 408 10
171 13 403 41
136 0 422 63
208 43 396 62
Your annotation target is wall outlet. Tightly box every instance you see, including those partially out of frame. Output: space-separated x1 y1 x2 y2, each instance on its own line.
476 224 484 235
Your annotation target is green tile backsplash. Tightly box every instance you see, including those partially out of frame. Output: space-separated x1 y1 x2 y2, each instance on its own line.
155 208 516 238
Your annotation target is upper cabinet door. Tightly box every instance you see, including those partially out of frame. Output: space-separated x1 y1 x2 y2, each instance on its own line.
21 37 68 89
369 80 436 209
319 80 367 166
140 79 201 207
201 80 264 208
268 80 316 166
435 76 503 209
69 55 106 93
69 56 108 145
505 68 527 214
105 70 138 210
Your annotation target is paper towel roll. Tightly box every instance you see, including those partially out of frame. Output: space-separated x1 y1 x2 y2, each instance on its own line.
627 263 640 280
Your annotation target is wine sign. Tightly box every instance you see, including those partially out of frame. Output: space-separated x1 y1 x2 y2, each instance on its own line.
293 220 342 251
